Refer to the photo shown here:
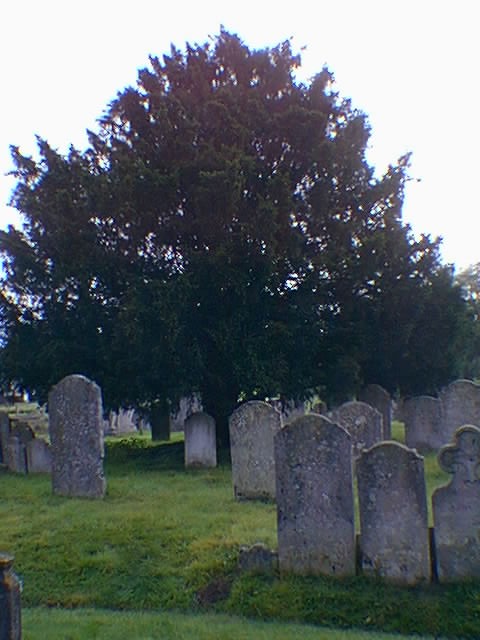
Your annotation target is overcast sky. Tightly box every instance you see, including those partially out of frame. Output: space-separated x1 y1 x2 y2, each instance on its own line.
1 0 478 271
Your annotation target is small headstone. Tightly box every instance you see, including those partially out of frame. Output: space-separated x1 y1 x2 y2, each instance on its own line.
26 439 52 473
439 379 480 443
0 554 22 640
6 437 27 475
238 543 278 574
404 395 444 452
275 414 355 577
0 413 10 465
357 441 430 585
184 412 217 468
48 374 106 498
432 425 480 582
229 401 282 500
330 400 383 456
359 384 392 439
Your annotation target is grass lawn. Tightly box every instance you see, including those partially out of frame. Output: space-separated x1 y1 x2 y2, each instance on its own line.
22 608 441 639
1 418 479 638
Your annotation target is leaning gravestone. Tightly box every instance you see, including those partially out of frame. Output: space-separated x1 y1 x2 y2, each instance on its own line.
275 414 355 577
330 401 383 456
26 438 52 473
359 384 392 439
403 395 444 452
357 441 430 585
184 412 217 468
229 401 282 500
48 374 106 498
0 554 21 640
439 379 480 443
432 425 480 582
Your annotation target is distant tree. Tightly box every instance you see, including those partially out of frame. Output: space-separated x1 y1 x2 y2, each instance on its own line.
455 263 480 380
0 29 470 445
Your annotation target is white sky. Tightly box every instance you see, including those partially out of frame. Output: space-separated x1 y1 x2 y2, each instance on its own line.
1 0 478 271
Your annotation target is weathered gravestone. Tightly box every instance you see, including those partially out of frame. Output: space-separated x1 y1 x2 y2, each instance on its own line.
330 401 383 456
0 553 21 640
432 425 480 582
6 437 27 475
26 439 52 473
0 413 10 465
184 412 217 468
275 414 355 577
359 384 392 439
229 401 282 500
403 395 444 453
357 441 430 585
48 374 106 498
439 379 480 443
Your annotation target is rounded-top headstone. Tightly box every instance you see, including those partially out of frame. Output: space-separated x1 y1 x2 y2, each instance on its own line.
48 374 106 498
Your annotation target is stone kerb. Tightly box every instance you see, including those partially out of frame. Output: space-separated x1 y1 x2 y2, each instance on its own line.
275 414 356 577
439 379 480 443
403 395 444 452
359 384 392 439
184 412 217 468
356 441 430 585
0 553 22 640
229 401 282 500
330 400 383 456
432 425 480 582
48 374 106 498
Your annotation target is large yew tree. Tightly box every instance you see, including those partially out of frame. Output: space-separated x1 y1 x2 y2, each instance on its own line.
0 30 469 443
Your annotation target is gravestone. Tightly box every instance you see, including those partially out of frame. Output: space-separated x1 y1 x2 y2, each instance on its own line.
357 441 430 585
48 374 106 498
184 412 217 468
439 379 480 443
275 414 355 577
171 394 203 431
330 401 383 456
6 437 27 474
26 438 52 473
403 395 444 452
0 554 21 640
432 425 480 582
359 384 392 439
0 413 10 465
229 401 282 500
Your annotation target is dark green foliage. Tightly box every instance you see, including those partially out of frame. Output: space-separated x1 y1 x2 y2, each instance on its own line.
0 29 472 440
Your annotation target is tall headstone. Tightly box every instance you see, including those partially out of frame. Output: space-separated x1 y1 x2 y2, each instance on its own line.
432 425 480 582
229 401 282 500
48 374 106 498
26 439 52 473
330 401 383 456
357 441 430 585
439 379 480 443
275 414 355 577
0 554 21 640
0 413 10 465
359 384 392 439
404 395 444 452
184 412 217 468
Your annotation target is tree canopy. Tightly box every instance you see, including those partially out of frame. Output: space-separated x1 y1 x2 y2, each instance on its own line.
0 29 472 443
